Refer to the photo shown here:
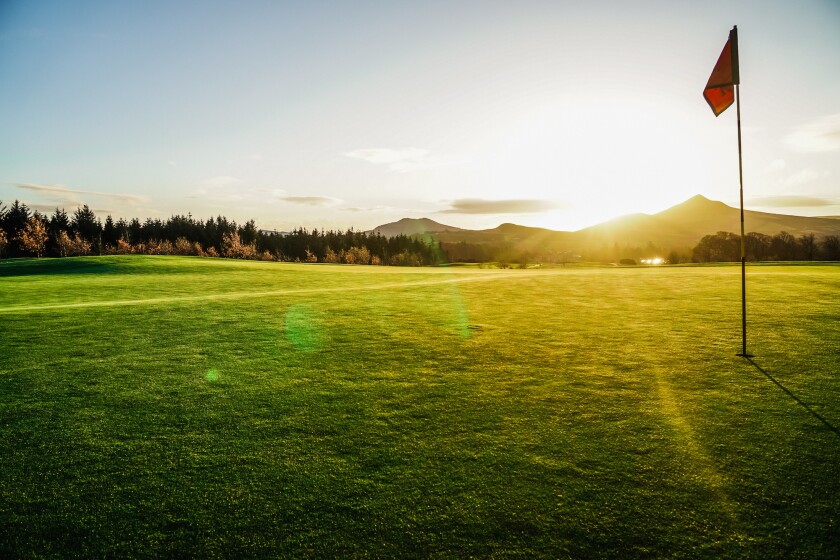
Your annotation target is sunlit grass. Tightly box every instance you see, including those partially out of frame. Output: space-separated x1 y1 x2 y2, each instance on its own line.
0 256 838 558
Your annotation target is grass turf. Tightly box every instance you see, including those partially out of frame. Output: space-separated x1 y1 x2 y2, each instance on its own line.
0 256 838 558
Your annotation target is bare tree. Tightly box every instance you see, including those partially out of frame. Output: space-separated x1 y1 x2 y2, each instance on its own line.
799 233 817 261
55 230 72 257
18 217 49 258
822 235 840 261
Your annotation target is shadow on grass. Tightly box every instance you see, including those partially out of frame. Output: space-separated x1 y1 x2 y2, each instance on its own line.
0 258 121 277
746 357 840 439
0 255 208 277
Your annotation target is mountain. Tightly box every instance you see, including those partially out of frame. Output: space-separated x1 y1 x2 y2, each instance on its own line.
370 217 465 238
372 195 840 256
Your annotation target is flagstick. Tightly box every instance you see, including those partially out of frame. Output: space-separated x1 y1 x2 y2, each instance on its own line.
735 83 752 358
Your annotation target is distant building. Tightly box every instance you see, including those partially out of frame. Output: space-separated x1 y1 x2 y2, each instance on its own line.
259 229 291 237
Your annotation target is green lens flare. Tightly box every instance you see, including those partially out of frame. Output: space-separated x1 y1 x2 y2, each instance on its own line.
447 281 472 339
285 303 324 351
205 368 220 382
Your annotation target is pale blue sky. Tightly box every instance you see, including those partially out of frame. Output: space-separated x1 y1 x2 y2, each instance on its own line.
2 0 839 231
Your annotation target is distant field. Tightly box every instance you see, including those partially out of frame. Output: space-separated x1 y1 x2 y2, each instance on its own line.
1 256 838 558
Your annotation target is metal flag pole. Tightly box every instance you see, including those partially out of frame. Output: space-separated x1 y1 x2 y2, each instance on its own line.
735 79 751 358
705 26 752 357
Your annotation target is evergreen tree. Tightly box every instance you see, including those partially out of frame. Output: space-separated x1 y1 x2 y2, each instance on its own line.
240 219 258 245
128 218 142 244
102 215 118 247
3 200 31 257
72 205 101 244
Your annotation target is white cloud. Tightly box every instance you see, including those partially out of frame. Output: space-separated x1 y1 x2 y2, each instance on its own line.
747 195 835 208
17 183 147 204
784 113 840 153
341 205 393 213
440 198 561 215
780 168 829 187
277 195 341 207
344 148 458 172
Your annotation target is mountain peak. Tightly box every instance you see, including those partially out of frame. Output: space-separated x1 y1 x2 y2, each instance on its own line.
678 194 726 207
371 217 464 237
655 194 732 220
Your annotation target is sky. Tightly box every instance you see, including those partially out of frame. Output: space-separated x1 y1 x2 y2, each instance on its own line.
1 0 839 232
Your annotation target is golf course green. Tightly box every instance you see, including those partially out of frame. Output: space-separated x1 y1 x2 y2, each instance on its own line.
1 256 838 558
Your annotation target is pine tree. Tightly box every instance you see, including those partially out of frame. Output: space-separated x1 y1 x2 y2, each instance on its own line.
102 215 118 247
72 205 101 245
4 201 31 257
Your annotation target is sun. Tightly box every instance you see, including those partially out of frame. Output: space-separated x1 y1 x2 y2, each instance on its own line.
465 94 714 230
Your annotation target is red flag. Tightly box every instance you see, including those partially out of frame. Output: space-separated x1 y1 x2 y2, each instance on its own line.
703 26 740 116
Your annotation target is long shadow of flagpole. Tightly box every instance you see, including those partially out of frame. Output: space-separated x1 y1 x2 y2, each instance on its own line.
745 358 840 439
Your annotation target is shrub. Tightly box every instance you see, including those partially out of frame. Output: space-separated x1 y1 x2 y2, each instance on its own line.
147 240 175 255
222 232 257 259
174 237 194 256
67 233 92 256
324 247 340 264
345 246 370 265
390 250 421 266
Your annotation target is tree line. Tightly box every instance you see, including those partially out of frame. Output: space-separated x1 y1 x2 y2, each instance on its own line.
690 231 840 262
0 200 439 265
2 200 837 265
439 230 840 265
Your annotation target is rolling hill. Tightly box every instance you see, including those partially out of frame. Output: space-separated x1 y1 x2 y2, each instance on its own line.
371 217 466 238
373 195 840 256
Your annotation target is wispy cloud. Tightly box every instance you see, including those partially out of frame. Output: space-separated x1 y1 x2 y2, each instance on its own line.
17 183 147 204
189 176 243 198
779 168 830 187
748 195 835 208
345 148 458 172
784 113 840 153
341 205 393 213
440 198 561 214
277 195 341 207
28 203 63 213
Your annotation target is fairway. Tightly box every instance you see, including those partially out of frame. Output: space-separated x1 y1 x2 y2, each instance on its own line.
1 256 838 558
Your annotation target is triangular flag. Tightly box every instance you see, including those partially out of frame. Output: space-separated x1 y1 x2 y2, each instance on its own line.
704 27 740 116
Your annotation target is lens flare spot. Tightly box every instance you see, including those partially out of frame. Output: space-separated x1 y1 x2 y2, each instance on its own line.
446 282 472 339
285 304 324 351
205 368 220 382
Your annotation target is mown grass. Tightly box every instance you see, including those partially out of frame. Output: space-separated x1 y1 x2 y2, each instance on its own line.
0 256 838 558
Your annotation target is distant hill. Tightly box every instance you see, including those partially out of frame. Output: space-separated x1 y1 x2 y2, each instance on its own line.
370 218 465 238
372 195 840 257
574 195 840 249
